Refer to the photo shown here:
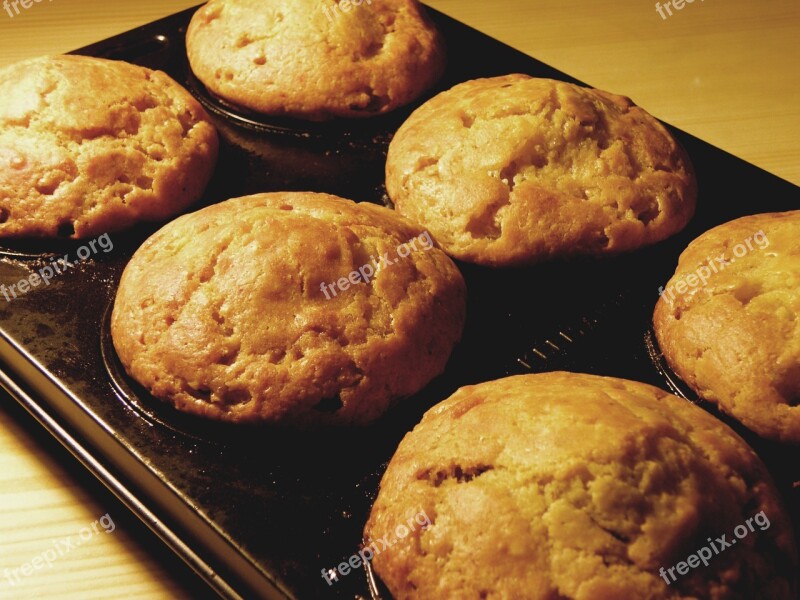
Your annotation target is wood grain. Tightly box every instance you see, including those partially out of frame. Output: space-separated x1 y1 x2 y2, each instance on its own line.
0 1 797 599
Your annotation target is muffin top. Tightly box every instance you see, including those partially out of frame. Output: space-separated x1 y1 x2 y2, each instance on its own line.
654 210 800 444
387 74 697 266
111 192 466 425
0 55 218 239
365 371 797 599
185 0 446 120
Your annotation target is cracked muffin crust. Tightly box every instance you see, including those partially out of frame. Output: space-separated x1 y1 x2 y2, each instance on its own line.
111 192 466 425
185 0 446 120
654 211 800 444
0 55 218 239
386 74 697 266
365 372 798 599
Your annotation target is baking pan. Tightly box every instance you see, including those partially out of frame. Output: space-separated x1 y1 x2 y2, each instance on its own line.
0 4 797 599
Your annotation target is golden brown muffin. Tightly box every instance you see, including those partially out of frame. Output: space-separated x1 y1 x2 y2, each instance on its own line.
185 0 446 120
654 211 800 444
365 372 798 600
0 55 218 239
365 372 797 600
386 74 697 266
111 192 466 425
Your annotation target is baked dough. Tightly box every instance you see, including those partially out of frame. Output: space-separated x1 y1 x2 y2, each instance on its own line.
186 0 446 120
654 210 800 444
111 192 466 425
0 55 218 239
365 371 797 598
387 74 697 266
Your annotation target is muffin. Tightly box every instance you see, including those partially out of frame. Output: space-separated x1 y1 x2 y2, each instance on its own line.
0 55 218 239
654 211 800 444
111 192 466 425
386 74 697 266
185 0 446 121
365 372 797 599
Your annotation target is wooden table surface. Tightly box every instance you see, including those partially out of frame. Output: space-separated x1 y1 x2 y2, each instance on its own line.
0 1 797 598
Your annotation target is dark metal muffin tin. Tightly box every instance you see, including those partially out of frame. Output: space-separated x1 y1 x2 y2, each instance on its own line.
0 5 797 599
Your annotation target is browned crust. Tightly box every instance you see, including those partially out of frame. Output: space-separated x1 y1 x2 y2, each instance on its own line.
111 192 467 425
186 0 446 120
387 74 697 266
654 210 800 444
366 371 798 599
0 55 218 239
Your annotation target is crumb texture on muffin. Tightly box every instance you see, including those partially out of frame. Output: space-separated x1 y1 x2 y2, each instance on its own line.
654 210 800 444
365 371 798 599
111 192 466 425
0 55 218 239
387 74 697 266
185 0 445 120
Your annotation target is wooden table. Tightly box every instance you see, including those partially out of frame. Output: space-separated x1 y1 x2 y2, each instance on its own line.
0 1 797 598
